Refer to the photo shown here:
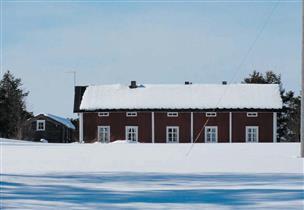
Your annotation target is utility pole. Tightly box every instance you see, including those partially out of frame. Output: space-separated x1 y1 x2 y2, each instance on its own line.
301 0 304 158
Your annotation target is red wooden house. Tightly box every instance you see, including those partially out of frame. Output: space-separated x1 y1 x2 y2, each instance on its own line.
74 81 282 143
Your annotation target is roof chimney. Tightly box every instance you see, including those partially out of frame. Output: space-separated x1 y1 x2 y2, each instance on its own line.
222 81 227 85
129 81 137 89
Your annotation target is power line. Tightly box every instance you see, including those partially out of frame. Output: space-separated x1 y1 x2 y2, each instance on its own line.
229 1 280 84
186 1 280 156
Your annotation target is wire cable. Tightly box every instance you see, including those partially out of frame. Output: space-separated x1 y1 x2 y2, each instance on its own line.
186 1 280 156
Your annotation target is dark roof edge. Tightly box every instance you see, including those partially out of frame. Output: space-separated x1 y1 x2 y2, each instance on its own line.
73 86 88 113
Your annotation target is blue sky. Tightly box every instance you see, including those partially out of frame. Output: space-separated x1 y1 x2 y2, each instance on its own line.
2 1 302 118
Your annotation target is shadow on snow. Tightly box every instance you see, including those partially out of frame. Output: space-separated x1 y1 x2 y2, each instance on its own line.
1 173 303 207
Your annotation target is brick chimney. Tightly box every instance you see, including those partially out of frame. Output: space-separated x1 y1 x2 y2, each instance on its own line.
129 81 137 89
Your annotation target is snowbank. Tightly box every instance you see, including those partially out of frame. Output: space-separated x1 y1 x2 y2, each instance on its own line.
1 138 302 174
109 140 140 144
1 138 303 209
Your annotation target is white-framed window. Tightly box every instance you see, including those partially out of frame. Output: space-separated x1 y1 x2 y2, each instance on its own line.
97 126 110 143
247 112 258 117
126 126 138 142
206 112 217 117
167 112 178 117
246 126 259 142
36 120 45 131
205 126 218 143
166 126 179 143
126 112 137 117
98 112 109 117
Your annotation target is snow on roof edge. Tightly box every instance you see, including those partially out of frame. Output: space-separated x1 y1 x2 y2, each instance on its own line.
80 83 283 111
40 113 76 130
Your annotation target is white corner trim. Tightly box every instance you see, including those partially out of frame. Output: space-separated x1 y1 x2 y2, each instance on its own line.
273 112 277 143
229 112 232 143
190 112 193 143
79 113 84 143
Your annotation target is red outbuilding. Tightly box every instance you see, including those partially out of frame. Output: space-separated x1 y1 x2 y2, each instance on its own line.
74 81 282 143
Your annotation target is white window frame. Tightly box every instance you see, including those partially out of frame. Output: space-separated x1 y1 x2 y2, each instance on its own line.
166 126 179 143
97 126 110 143
205 126 218 143
36 120 45 131
206 112 217 117
167 112 178 117
126 112 137 117
246 126 259 143
125 126 138 142
247 112 258 117
98 112 109 117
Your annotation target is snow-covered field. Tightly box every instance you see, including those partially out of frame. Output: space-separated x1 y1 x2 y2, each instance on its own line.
1 138 303 209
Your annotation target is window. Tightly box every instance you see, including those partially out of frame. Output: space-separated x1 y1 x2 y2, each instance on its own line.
205 126 218 143
36 120 45 131
166 126 179 143
98 126 110 143
98 112 109 117
126 126 138 142
167 112 178 117
126 112 137 117
206 112 217 117
247 112 258 117
246 126 259 142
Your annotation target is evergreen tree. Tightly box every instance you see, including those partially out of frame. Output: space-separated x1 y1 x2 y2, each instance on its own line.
283 92 300 141
0 71 32 138
243 70 300 142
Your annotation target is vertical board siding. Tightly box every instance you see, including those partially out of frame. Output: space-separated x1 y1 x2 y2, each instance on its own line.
193 112 229 143
83 111 274 143
84 112 152 143
232 112 273 143
154 112 191 143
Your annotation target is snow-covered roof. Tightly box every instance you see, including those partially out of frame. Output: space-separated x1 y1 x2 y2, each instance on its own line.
79 84 282 111
43 114 76 129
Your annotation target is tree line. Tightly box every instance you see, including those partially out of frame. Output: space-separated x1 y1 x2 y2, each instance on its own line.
0 71 33 139
0 70 300 142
